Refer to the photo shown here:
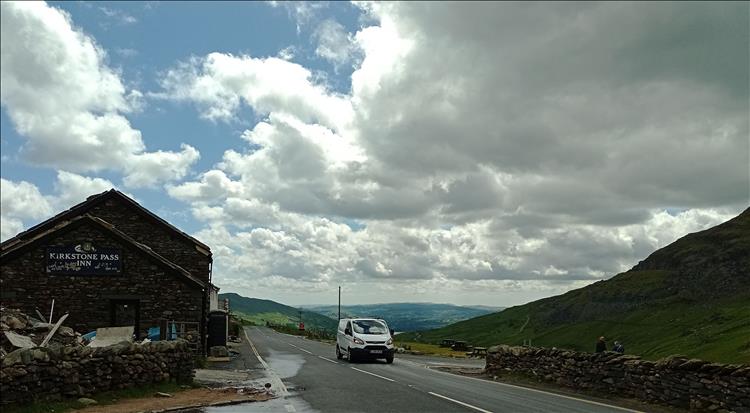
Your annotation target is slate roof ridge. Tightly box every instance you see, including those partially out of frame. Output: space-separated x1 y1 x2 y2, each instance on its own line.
1 189 211 254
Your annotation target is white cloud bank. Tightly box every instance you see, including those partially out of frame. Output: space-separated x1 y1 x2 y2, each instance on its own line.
159 2 748 304
1 2 746 306
0 1 199 188
0 171 122 241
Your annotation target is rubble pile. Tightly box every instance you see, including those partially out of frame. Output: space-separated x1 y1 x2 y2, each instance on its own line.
0 307 83 356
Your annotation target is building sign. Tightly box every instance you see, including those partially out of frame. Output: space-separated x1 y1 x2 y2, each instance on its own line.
45 243 122 275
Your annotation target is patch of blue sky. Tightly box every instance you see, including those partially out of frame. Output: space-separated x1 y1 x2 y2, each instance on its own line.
341 219 366 232
3 1 367 235
664 207 688 216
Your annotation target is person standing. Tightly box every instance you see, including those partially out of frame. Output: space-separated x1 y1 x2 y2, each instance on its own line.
595 336 607 353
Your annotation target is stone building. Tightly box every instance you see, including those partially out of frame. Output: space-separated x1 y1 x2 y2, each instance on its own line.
0 190 214 353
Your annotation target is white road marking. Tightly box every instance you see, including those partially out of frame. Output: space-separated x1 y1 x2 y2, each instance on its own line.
318 355 339 364
287 342 313 354
350 367 396 382
441 372 643 413
428 392 493 413
243 328 289 396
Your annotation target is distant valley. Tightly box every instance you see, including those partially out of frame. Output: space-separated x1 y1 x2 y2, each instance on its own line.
219 292 503 333
302 303 503 332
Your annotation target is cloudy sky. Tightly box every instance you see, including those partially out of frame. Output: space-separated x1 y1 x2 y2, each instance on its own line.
1 2 748 307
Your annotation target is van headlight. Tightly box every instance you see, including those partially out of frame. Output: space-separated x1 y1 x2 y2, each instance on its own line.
353 337 365 345
386 338 393 346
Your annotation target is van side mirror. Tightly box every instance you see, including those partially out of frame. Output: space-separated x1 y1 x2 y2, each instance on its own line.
390 329 395 336
345 328 352 336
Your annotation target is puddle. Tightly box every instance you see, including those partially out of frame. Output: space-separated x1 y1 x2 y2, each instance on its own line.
177 393 317 413
264 349 305 379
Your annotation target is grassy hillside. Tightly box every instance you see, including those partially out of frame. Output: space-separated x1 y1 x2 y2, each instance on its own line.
303 303 501 332
399 208 750 364
220 293 337 333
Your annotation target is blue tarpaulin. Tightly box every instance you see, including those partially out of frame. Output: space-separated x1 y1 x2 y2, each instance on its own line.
146 324 177 341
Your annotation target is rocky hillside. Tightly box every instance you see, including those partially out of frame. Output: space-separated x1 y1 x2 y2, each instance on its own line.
398 208 750 363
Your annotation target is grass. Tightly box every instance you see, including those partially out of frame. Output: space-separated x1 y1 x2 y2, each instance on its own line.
399 295 750 364
3 382 192 413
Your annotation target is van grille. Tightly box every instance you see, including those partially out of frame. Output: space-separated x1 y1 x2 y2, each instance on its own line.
366 340 385 344
364 345 388 351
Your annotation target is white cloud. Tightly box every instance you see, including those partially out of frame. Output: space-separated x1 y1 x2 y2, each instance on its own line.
158 52 354 132
163 2 748 304
50 171 115 208
313 19 358 70
98 7 137 25
0 179 53 227
267 1 328 33
0 1 198 188
115 48 139 58
0 172 133 241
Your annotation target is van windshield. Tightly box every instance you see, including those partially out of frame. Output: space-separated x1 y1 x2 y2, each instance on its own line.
352 320 387 335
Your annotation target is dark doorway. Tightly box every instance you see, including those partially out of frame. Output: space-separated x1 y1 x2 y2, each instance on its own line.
109 299 141 339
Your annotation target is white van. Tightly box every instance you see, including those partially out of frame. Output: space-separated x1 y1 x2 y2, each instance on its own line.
336 318 395 363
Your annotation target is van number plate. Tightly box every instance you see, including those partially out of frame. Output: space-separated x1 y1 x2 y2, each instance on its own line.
370 350 383 354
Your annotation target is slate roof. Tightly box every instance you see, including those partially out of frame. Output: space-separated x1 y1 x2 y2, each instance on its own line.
1 214 207 290
1 189 211 254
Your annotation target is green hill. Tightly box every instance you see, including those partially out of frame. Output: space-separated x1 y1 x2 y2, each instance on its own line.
303 303 501 332
399 208 750 364
220 293 337 333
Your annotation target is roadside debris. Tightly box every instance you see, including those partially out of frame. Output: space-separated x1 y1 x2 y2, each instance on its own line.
77 397 98 406
88 326 134 347
0 307 82 353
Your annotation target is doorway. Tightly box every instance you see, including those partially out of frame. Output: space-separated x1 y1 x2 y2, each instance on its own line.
109 299 141 339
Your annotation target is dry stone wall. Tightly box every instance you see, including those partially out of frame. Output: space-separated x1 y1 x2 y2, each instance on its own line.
486 345 749 412
0 340 194 405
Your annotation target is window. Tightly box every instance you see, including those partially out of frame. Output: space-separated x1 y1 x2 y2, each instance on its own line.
352 319 387 334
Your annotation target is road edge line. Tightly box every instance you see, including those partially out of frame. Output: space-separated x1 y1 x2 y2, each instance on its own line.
318 355 339 364
428 391 493 413
243 327 289 396
350 366 396 382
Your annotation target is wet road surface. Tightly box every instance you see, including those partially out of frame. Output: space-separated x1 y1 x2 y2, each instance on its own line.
189 326 644 413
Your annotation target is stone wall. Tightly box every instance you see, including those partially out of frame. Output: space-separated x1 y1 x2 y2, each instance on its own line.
0 340 194 405
486 345 750 412
0 220 204 343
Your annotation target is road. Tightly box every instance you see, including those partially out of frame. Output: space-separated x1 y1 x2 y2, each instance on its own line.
207 326 644 413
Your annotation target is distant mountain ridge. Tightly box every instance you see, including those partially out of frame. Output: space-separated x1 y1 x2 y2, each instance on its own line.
220 293 337 332
303 302 502 332
399 208 750 363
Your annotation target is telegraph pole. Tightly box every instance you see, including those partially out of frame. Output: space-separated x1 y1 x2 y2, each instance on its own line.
338 286 341 321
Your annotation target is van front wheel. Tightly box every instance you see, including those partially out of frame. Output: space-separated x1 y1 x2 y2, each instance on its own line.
386 355 394 364
347 347 356 363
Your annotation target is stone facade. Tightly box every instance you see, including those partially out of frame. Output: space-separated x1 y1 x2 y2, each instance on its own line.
82 196 211 284
0 340 194 404
1 190 212 353
1 219 204 345
486 345 750 412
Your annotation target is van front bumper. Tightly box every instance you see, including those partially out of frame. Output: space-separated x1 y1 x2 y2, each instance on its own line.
351 346 395 358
